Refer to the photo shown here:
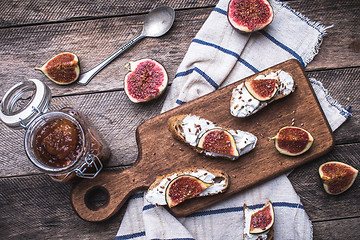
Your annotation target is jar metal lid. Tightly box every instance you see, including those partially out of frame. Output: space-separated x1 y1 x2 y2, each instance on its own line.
0 79 51 129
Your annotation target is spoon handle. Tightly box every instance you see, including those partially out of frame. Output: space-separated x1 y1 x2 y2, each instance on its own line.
77 34 145 86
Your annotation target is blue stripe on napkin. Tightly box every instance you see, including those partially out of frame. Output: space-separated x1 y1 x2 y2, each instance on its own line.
212 6 305 67
141 201 304 217
174 67 218 89
151 238 195 240
115 231 145 240
192 38 259 73
259 30 305 67
192 39 240 59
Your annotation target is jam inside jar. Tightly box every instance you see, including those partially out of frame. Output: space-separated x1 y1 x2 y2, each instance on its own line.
34 117 83 168
25 108 110 182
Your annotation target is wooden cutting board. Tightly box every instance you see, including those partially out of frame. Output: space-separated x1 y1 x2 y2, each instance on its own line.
71 59 334 222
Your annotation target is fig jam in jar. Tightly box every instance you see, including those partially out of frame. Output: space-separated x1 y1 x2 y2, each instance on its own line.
0 79 110 182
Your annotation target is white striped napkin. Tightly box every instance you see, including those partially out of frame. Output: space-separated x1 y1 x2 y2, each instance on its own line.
116 0 351 239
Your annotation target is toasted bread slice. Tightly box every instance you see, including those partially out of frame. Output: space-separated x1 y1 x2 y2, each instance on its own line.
145 168 230 207
231 70 296 118
168 114 257 161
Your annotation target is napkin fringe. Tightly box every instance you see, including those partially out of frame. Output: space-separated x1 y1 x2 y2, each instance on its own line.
274 0 333 66
310 78 352 119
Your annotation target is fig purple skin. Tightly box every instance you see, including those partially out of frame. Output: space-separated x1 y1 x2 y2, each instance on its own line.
228 0 274 32
124 58 168 103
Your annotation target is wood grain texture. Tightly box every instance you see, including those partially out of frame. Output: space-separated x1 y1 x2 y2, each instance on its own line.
312 217 360 240
0 0 358 98
70 60 334 221
0 0 218 28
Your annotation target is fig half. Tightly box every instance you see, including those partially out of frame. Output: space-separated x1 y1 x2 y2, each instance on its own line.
228 0 274 32
247 200 274 234
35 52 80 85
244 77 278 101
165 175 212 208
319 161 358 195
124 58 168 103
197 128 239 159
272 126 314 156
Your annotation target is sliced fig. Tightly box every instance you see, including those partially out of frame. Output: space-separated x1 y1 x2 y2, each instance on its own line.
124 58 168 103
272 126 314 156
35 52 80 85
244 77 278 101
165 175 213 208
228 0 274 33
249 200 274 234
319 161 358 195
197 128 239 159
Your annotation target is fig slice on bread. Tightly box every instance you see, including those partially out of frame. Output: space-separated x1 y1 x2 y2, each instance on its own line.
145 168 229 208
231 70 295 118
168 114 257 161
244 200 274 240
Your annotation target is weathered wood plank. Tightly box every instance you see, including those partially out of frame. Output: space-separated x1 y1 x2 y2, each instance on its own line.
289 144 360 221
289 0 360 71
312 218 360 240
0 0 218 28
0 3 359 97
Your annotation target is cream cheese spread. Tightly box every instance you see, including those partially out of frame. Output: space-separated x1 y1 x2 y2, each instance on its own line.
145 169 227 206
230 70 294 118
180 115 257 159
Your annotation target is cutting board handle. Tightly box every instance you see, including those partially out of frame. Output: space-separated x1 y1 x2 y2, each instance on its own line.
71 166 149 222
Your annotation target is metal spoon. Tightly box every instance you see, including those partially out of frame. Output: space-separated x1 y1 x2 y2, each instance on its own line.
78 6 175 86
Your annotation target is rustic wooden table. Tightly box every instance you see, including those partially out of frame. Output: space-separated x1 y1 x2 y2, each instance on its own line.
0 0 359 239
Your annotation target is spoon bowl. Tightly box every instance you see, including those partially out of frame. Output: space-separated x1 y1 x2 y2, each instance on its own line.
143 6 175 37
78 6 175 86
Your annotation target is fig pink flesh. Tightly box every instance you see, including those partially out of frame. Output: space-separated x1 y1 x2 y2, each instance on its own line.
40 53 79 84
199 129 238 156
166 176 208 208
276 127 311 155
229 0 273 31
125 60 166 102
246 78 278 100
250 202 274 233
320 162 358 194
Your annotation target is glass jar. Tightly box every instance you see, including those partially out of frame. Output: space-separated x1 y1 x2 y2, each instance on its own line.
0 79 110 182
